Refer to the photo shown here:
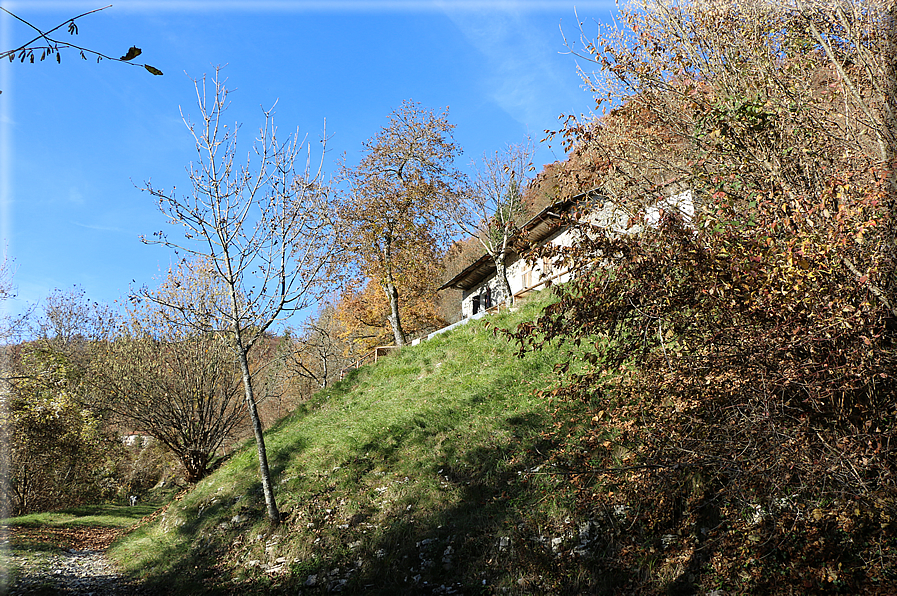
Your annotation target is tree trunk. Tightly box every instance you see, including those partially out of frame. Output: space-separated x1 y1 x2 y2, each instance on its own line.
887 4 897 236
382 280 407 346
494 253 514 306
236 345 280 524
183 449 209 484
320 353 328 388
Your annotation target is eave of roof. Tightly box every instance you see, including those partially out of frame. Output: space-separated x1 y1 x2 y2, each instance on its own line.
439 188 603 292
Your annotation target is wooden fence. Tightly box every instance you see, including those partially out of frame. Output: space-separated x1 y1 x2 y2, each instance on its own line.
338 345 400 381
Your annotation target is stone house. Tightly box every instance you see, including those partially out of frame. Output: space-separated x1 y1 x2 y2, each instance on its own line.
439 186 694 321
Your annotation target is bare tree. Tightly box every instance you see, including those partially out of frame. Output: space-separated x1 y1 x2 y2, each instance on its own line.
0 252 26 345
34 286 115 349
0 253 12 303
450 141 535 306
141 70 335 524
97 262 246 483
286 305 349 390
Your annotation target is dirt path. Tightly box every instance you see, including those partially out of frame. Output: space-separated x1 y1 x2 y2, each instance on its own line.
3 525 145 595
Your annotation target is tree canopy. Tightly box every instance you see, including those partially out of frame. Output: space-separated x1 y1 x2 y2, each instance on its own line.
97 261 247 484
337 100 462 346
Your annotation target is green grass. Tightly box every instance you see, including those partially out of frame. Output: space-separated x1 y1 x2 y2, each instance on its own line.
2 503 159 529
107 290 598 594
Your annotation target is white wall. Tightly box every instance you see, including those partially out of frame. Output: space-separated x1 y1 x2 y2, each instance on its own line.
454 192 693 320
458 226 585 318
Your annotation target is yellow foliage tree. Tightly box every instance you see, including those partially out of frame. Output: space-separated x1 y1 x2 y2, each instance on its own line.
337 100 462 347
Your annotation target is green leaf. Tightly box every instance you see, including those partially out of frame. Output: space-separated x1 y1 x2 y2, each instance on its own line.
120 46 142 61
144 64 163 76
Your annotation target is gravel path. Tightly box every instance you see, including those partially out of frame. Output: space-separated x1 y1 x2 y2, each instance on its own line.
3 526 147 595
8 547 142 595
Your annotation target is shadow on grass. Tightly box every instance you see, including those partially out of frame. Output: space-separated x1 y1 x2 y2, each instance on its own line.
3 539 66 557
1 504 159 528
116 404 551 594
216 402 632 596
117 434 312 596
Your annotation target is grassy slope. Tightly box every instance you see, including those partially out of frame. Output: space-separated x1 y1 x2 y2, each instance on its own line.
109 291 595 594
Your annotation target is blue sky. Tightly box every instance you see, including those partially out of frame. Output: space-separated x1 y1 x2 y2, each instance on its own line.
1 0 617 324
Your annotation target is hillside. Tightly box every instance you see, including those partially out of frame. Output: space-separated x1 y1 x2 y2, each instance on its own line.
84 271 895 596
108 290 602 594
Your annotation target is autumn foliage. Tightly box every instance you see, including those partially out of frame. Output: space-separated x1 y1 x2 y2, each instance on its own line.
336 100 462 347
501 0 897 592
336 265 446 355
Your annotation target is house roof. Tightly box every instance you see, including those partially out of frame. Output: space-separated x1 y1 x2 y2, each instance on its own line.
439 188 602 292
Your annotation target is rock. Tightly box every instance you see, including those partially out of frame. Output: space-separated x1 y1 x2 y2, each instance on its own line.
578 521 593 541
328 578 348 592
